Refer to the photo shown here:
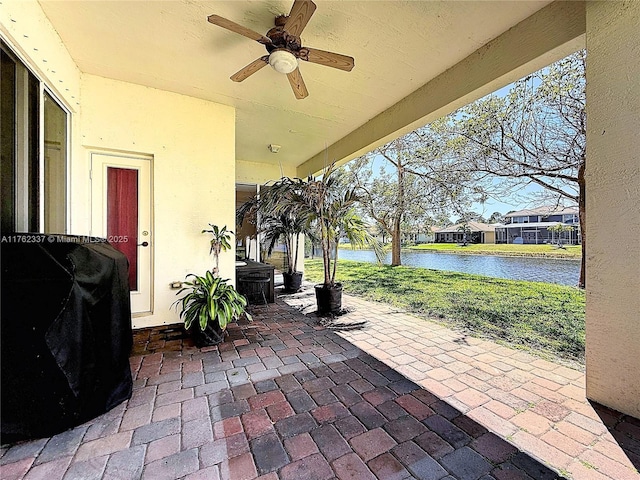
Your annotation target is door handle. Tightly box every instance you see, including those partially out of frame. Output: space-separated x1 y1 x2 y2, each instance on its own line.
138 241 149 247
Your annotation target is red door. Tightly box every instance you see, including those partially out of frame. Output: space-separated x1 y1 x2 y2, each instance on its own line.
91 152 152 315
107 167 138 290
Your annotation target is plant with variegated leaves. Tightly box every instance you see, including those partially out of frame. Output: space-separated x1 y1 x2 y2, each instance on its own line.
173 271 251 332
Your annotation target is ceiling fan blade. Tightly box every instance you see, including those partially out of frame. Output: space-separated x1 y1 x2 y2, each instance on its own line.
284 0 317 37
207 14 272 44
302 47 354 72
230 56 269 82
286 68 309 99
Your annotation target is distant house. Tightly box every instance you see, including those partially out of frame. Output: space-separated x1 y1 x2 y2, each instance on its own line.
413 225 439 244
434 222 496 244
495 206 580 245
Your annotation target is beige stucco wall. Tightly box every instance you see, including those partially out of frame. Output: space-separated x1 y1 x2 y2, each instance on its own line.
483 231 496 245
585 0 640 418
2 1 238 329
81 75 236 329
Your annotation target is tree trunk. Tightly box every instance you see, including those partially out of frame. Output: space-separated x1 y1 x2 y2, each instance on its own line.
321 221 331 286
391 156 405 266
285 235 293 274
578 162 586 289
292 234 299 272
391 219 402 266
331 241 338 284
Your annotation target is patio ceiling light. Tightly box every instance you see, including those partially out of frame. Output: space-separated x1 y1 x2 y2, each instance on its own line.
268 49 298 74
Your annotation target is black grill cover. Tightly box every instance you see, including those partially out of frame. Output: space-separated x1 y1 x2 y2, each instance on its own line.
1 234 133 443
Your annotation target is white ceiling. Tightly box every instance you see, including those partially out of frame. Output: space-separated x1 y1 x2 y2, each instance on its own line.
38 0 551 169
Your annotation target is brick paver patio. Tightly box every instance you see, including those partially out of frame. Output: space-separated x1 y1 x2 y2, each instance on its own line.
1 286 638 480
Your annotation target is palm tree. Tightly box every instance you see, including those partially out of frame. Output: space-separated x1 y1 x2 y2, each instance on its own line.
456 223 472 246
239 164 381 312
237 177 308 291
259 212 306 290
289 164 383 313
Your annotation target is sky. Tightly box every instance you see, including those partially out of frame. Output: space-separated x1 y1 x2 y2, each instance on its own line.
351 54 582 223
364 78 551 218
472 189 541 216
367 146 543 218
369 154 542 217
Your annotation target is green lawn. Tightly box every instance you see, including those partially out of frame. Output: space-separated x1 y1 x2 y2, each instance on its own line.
305 259 585 364
408 242 582 258
338 242 581 258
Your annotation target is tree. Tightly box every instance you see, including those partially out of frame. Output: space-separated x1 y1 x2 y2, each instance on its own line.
487 211 505 224
432 50 586 287
457 223 472 246
347 136 475 266
547 223 574 248
454 211 486 225
236 178 307 276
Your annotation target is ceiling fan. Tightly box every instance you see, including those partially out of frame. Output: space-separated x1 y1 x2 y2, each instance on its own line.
207 0 355 99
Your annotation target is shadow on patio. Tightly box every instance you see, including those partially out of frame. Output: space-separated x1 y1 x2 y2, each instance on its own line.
1 288 638 480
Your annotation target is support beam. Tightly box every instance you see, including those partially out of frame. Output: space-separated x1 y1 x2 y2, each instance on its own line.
297 0 585 177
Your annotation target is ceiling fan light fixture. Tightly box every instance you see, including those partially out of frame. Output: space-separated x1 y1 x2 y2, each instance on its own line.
269 49 298 74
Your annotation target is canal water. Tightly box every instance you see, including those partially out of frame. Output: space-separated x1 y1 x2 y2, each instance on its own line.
337 249 581 286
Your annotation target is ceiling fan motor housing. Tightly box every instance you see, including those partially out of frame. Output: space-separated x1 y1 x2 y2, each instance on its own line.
265 26 302 55
265 24 303 74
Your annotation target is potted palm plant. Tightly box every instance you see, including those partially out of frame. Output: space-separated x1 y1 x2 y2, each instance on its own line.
279 163 383 314
173 224 251 347
237 178 308 293
259 213 306 292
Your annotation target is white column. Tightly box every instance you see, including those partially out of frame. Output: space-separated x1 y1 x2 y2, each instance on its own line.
585 0 640 417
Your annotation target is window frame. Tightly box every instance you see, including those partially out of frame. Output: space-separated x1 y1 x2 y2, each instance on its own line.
1 38 71 234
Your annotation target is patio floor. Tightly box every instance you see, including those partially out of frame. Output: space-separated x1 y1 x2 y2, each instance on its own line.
1 286 638 480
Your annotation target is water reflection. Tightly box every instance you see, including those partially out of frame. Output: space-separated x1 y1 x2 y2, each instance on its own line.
337 249 580 286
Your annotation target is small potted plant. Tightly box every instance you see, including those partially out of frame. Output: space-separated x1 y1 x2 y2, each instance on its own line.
202 223 233 275
173 224 251 347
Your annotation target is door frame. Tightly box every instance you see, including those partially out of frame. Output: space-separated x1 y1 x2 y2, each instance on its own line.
90 150 154 317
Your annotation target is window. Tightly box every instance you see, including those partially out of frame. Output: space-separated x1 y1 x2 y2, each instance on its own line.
1 40 67 234
43 92 67 232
